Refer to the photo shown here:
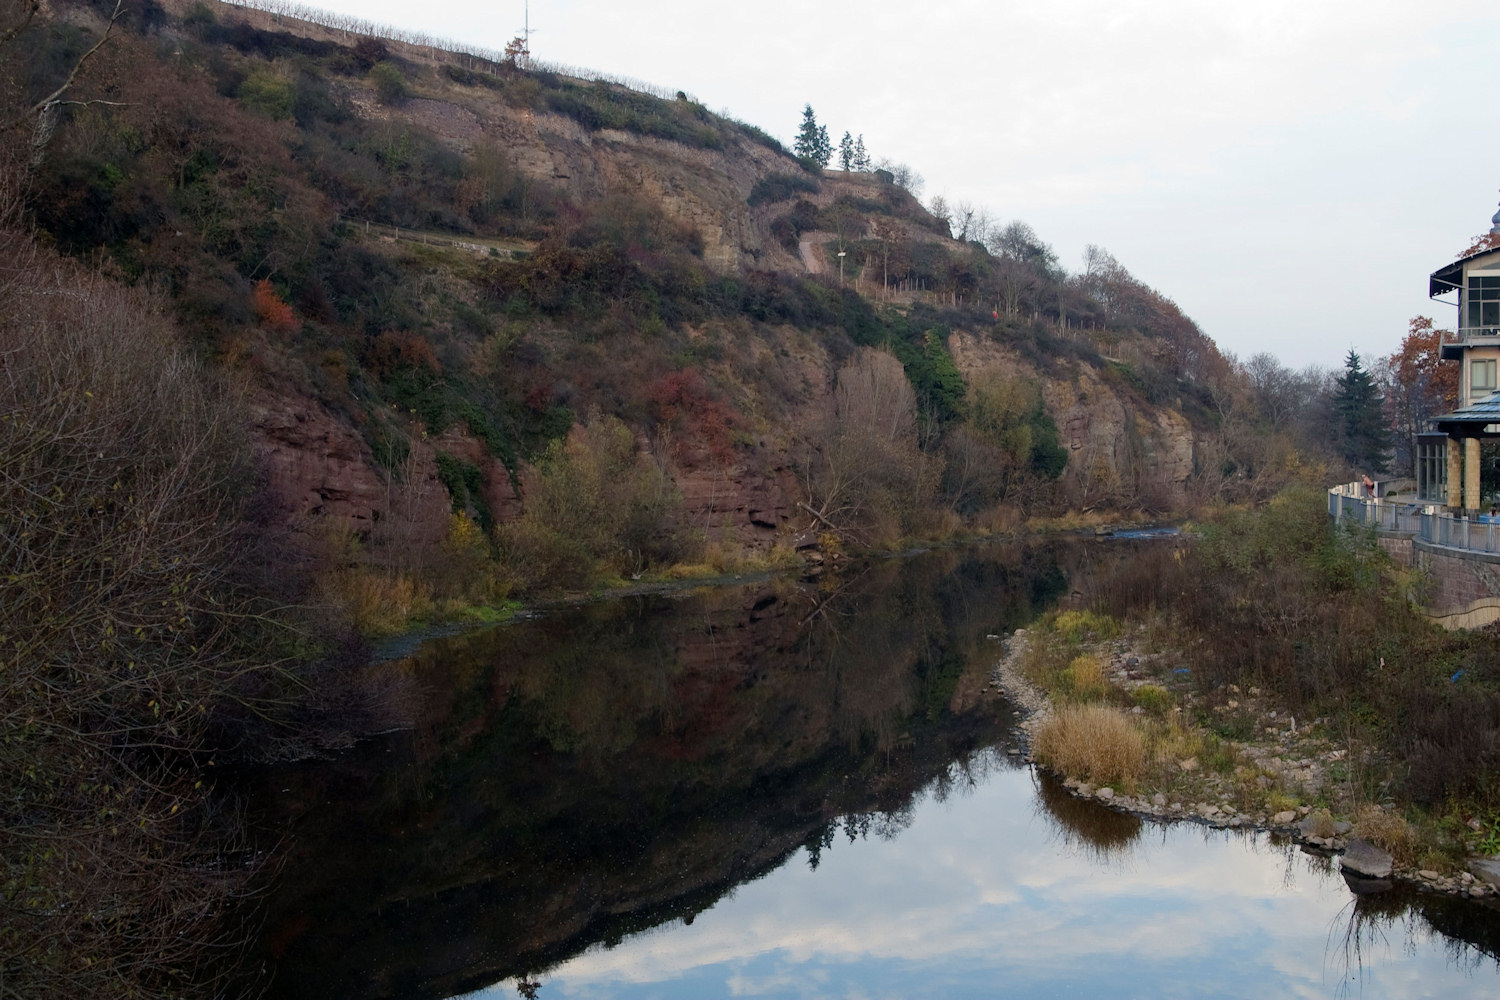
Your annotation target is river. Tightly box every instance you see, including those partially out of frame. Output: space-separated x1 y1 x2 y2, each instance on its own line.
238 540 1500 999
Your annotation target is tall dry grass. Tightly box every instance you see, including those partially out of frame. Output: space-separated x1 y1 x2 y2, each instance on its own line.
1033 704 1147 790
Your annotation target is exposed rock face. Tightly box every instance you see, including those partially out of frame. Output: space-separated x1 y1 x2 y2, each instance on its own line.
248 392 518 552
948 332 1197 501
249 392 391 536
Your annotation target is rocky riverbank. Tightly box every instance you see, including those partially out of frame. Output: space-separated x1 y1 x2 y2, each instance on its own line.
991 625 1500 902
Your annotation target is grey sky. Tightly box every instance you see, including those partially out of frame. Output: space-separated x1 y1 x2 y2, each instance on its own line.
256 1 1500 371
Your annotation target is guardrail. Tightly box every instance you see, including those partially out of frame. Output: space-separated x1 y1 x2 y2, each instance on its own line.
1440 327 1500 346
1326 483 1427 533
1328 482 1500 554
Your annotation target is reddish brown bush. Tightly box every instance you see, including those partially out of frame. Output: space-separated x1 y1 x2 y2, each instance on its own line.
648 367 737 465
253 277 299 331
366 330 442 378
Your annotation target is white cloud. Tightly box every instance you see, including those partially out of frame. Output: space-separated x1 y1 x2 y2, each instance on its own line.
441 766 1500 998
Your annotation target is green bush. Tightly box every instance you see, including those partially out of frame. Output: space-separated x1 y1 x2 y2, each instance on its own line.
369 61 409 105
499 413 692 587
238 67 295 120
748 171 821 207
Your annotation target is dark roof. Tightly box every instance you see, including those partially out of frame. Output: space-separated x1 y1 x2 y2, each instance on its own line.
1434 395 1500 429
1431 245 1500 298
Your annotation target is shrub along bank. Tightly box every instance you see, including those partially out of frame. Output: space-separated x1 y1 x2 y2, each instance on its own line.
1011 486 1500 882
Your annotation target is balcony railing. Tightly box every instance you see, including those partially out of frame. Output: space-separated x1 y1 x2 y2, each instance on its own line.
1327 482 1500 554
1441 327 1500 347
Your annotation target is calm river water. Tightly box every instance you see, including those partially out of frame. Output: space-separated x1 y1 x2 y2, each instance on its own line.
242 541 1500 999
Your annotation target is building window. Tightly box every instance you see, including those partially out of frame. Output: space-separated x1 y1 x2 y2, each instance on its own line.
1467 275 1500 331
1473 358 1497 394
1418 434 1448 502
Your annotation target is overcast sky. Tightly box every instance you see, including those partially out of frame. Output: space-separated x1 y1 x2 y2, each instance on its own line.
260 0 1500 371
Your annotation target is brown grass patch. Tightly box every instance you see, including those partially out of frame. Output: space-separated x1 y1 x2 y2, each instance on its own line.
1033 704 1147 790
321 567 433 636
1354 804 1419 867
1059 653 1110 701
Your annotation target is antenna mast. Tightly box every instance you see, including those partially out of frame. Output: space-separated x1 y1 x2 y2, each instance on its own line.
521 1 533 68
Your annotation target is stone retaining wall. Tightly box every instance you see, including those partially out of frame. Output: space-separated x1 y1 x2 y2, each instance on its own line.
1376 532 1500 621
1413 541 1500 614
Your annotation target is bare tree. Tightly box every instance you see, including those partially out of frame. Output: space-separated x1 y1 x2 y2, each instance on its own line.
1 1 128 153
803 349 932 544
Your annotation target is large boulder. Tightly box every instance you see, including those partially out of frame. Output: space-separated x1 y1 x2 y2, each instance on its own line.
1469 857 1500 889
1339 839 1394 879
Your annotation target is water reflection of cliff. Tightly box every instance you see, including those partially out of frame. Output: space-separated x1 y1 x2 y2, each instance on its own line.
243 544 1068 1000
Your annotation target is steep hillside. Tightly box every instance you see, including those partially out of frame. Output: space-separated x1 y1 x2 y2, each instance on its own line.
11 0 1304 606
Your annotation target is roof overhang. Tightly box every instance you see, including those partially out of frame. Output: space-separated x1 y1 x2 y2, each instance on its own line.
1431 245 1500 298
1433 396 1500 435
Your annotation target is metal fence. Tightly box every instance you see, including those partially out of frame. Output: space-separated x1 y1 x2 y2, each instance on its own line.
1328 483 1500 554
1420 513 1500 554
1326 484 1427 533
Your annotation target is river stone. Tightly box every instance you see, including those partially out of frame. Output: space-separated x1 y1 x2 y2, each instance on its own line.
1469 858 1500 889
1419 870 1442 881
1333 820 1354 835
1273 810 1297 825
1298 813 1336 839
1340 839 1394 879
1097 787 1115 800
1152 793 1167 807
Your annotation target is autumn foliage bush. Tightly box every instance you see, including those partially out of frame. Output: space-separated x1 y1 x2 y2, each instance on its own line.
648 367 737 465
253 277 298 331
499 413 694 588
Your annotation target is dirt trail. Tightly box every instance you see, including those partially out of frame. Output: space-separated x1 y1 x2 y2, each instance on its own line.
798 237 823 274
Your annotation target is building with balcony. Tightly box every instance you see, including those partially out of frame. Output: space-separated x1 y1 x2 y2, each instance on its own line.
1419 198 1500 510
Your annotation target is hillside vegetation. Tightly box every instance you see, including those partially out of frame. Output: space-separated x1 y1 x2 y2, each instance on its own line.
0 2 1380 995
5 0 1349 625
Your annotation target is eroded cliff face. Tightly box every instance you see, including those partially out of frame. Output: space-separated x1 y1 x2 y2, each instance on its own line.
350 83 790 272
949 333 1197 505
217 8 1207 550
252 332 1200 552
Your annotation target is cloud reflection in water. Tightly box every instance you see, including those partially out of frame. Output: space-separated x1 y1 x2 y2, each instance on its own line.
471 754 1500 1000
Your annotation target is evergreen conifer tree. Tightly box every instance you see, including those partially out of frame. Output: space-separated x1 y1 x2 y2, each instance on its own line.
852 134 870 170
794 105 823 164
838 131 854 171
1333 349 1389 473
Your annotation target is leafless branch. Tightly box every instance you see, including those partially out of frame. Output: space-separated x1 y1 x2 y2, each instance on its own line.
1 0 125 136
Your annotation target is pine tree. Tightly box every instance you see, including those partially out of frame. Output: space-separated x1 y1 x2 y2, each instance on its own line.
794 105 822 163
852 134 870 171
838 131 854 171
1333 349 1389 474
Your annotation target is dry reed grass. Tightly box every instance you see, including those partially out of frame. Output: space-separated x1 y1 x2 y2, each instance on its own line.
1059 653 1109 701
1354 804 1419 866
321 568 433 636
1033 704 1147 790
